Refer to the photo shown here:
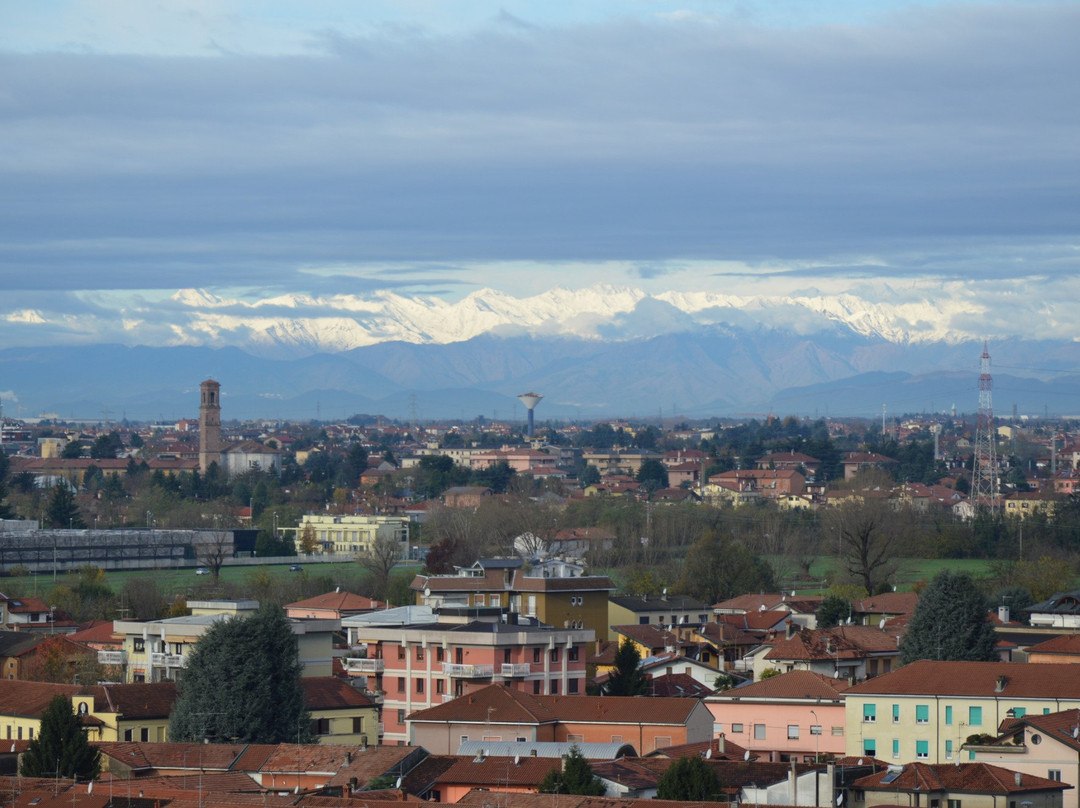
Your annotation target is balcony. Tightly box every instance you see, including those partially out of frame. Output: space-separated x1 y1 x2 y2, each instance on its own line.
500 663 533 677
150 653 186 668
341 657 385 674
97 650 127 665
441 663 494 678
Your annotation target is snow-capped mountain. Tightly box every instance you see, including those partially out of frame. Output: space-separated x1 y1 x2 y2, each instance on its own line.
162 283 979 356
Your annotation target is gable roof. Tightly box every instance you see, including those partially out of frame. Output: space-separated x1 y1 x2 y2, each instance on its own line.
853 592 919 616
711 670 850 702
1025 634 1080 656
302 677 375 710
408 685 557 725
764 625 903 661
433 755 558 787
846 660 1080 699
854 762 1070 794
286 591 386 613
608 595 708 613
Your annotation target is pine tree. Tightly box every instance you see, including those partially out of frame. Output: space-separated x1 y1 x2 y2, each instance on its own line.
656 755 722 800
899 571 997 664
170 604 313 743
539 746 606 795
0 453 14 519
604 639 649 696
44 483 84 528
20 695 101 780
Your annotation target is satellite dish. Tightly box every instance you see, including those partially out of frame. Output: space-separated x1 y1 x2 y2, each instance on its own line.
744 750 751 761
857 758 864 766
836 793 844 807
395 777 403 789
663 588 668 597
834 670 840 678
423 588 431 598
878 618 886 630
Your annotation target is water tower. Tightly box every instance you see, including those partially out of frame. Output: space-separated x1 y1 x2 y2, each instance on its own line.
517 392 543 437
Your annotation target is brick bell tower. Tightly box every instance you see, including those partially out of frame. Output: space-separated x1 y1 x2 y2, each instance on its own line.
198 379 223 473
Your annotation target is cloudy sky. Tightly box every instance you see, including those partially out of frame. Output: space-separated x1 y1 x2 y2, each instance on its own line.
1 0 1078 347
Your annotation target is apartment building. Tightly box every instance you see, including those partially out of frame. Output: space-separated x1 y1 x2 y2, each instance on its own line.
342 607 594 745
296 514 408 556
844 661 1080 764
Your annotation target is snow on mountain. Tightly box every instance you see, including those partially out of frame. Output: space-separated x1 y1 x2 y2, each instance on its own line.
162 283 977 355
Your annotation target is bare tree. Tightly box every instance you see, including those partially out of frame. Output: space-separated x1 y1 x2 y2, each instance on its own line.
360 533 402 602
196 529 233 582
824 498 902 595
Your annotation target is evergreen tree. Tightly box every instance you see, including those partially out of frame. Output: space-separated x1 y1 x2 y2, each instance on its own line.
170 605 312 743
538 746 606 795
635 459 669 492
0 453 14 519
899 571 997 664
20 695 101 780
656 756 723 801
604 639 649 696
44 483 84 528
815 595 850 629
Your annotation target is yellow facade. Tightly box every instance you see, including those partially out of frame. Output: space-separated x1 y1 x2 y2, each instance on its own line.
298 514 408 556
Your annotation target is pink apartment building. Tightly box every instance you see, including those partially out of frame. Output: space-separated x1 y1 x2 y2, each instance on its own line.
344 611 593 745
705 670 850 762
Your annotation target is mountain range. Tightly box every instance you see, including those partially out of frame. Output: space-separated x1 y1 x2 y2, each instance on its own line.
2 286 1078 422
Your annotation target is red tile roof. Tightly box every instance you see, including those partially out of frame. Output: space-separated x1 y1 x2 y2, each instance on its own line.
710 670 850 701
302 677 375 710
407 685 557 725
846 660 1080 698
1026 635 1080 656
287 591 386 613
433 755 557 787
853 592 919 616
645 673 713 699
854 762 1069 794
764 625 903 661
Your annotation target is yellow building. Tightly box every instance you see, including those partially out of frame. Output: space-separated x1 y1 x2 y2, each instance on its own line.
112 600 337 683
0 678 377 746
297 514 408 556
843 661 1080 764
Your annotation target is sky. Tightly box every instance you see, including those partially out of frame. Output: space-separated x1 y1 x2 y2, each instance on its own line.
1 0 1078 348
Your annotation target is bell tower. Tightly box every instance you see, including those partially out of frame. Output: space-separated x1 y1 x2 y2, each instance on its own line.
199 379 223 473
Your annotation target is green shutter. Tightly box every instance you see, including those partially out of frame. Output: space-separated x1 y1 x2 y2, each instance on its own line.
864 739 876 756
969 706 983 726
1013 707 1026 718
892 704 900 722
916 740 929 758
892 739 900 757
864 704 877 721
916 705 929 723
945 706 953 725
945 740 954 759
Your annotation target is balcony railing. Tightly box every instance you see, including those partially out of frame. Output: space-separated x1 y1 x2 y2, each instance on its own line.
97 650 127 665
441 663 494 678
341 657 385 673
150 653 186 668
500 663 533 677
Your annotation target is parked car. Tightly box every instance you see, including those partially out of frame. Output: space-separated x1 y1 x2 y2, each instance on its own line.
288 564 303 572
195 567 210 575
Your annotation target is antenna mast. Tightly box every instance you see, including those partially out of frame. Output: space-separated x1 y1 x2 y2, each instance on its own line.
971 341 998 515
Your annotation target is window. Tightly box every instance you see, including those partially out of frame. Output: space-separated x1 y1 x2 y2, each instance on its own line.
550 648 559 663
397 645 406 660
639 616 650 624
893 704 901 723
916 740 929 759
533 648 542 663
416 679 424 694
569 646 579 662
863 704 877 723
133 638 145 652
437 647 445 662
945 706 953 725
947 800 962 808
567 734 584 742
653 736 672 751
788 725 800 740
863 739 876 756
436 679 445 694
611 735 623 743
892 739 900 758
475 595 485 606
551 679 559 694
460 735 469 744
397 710 406 724
831 726 845 736
123 728 132 741
416 646 424 661
731 723 744 733
1049 770 1062 782
968 706 983 726
810 725 822 736
568 679 579 694
916 705 929 724
352 717 365 733
533 680 541 694
396 677 406 693
517 737 528 742
1012 707 1027 718
754 724 766 739
310 718 330 736
945 740 953 760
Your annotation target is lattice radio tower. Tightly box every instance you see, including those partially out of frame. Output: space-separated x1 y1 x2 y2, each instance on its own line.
971 340 998 514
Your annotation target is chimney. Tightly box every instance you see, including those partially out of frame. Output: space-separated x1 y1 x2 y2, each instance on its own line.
998 605 1010 624
786 619 796 640
1015 772 1022 786
596 639 603 655
345 751 352 765
717 733 726 754
996 675 1008 693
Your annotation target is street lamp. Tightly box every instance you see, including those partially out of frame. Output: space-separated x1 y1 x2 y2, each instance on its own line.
810 709 820 762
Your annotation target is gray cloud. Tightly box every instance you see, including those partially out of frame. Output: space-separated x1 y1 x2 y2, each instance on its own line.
0 2 1076 313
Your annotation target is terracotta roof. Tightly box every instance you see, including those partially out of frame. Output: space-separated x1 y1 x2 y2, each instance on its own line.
66 620 121 645
302 677 375 710
711 670 850 701
716 610 791 631
510 575 615 592
646 673 713 698
408 685 557 725
846 660 1080 699
454 791 730 808
996 709 1080 752
713 594 787 612
1026 635 1080 656
587 641 619 666
287 591 386 613
433 755 557 786
765 625 903 662
696 622 759 647
611 625 692 650
96 741 252 772
325 746 424 788
854 762 1069 794
647 737 750 761
853 592 919 616
400 755 460 795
